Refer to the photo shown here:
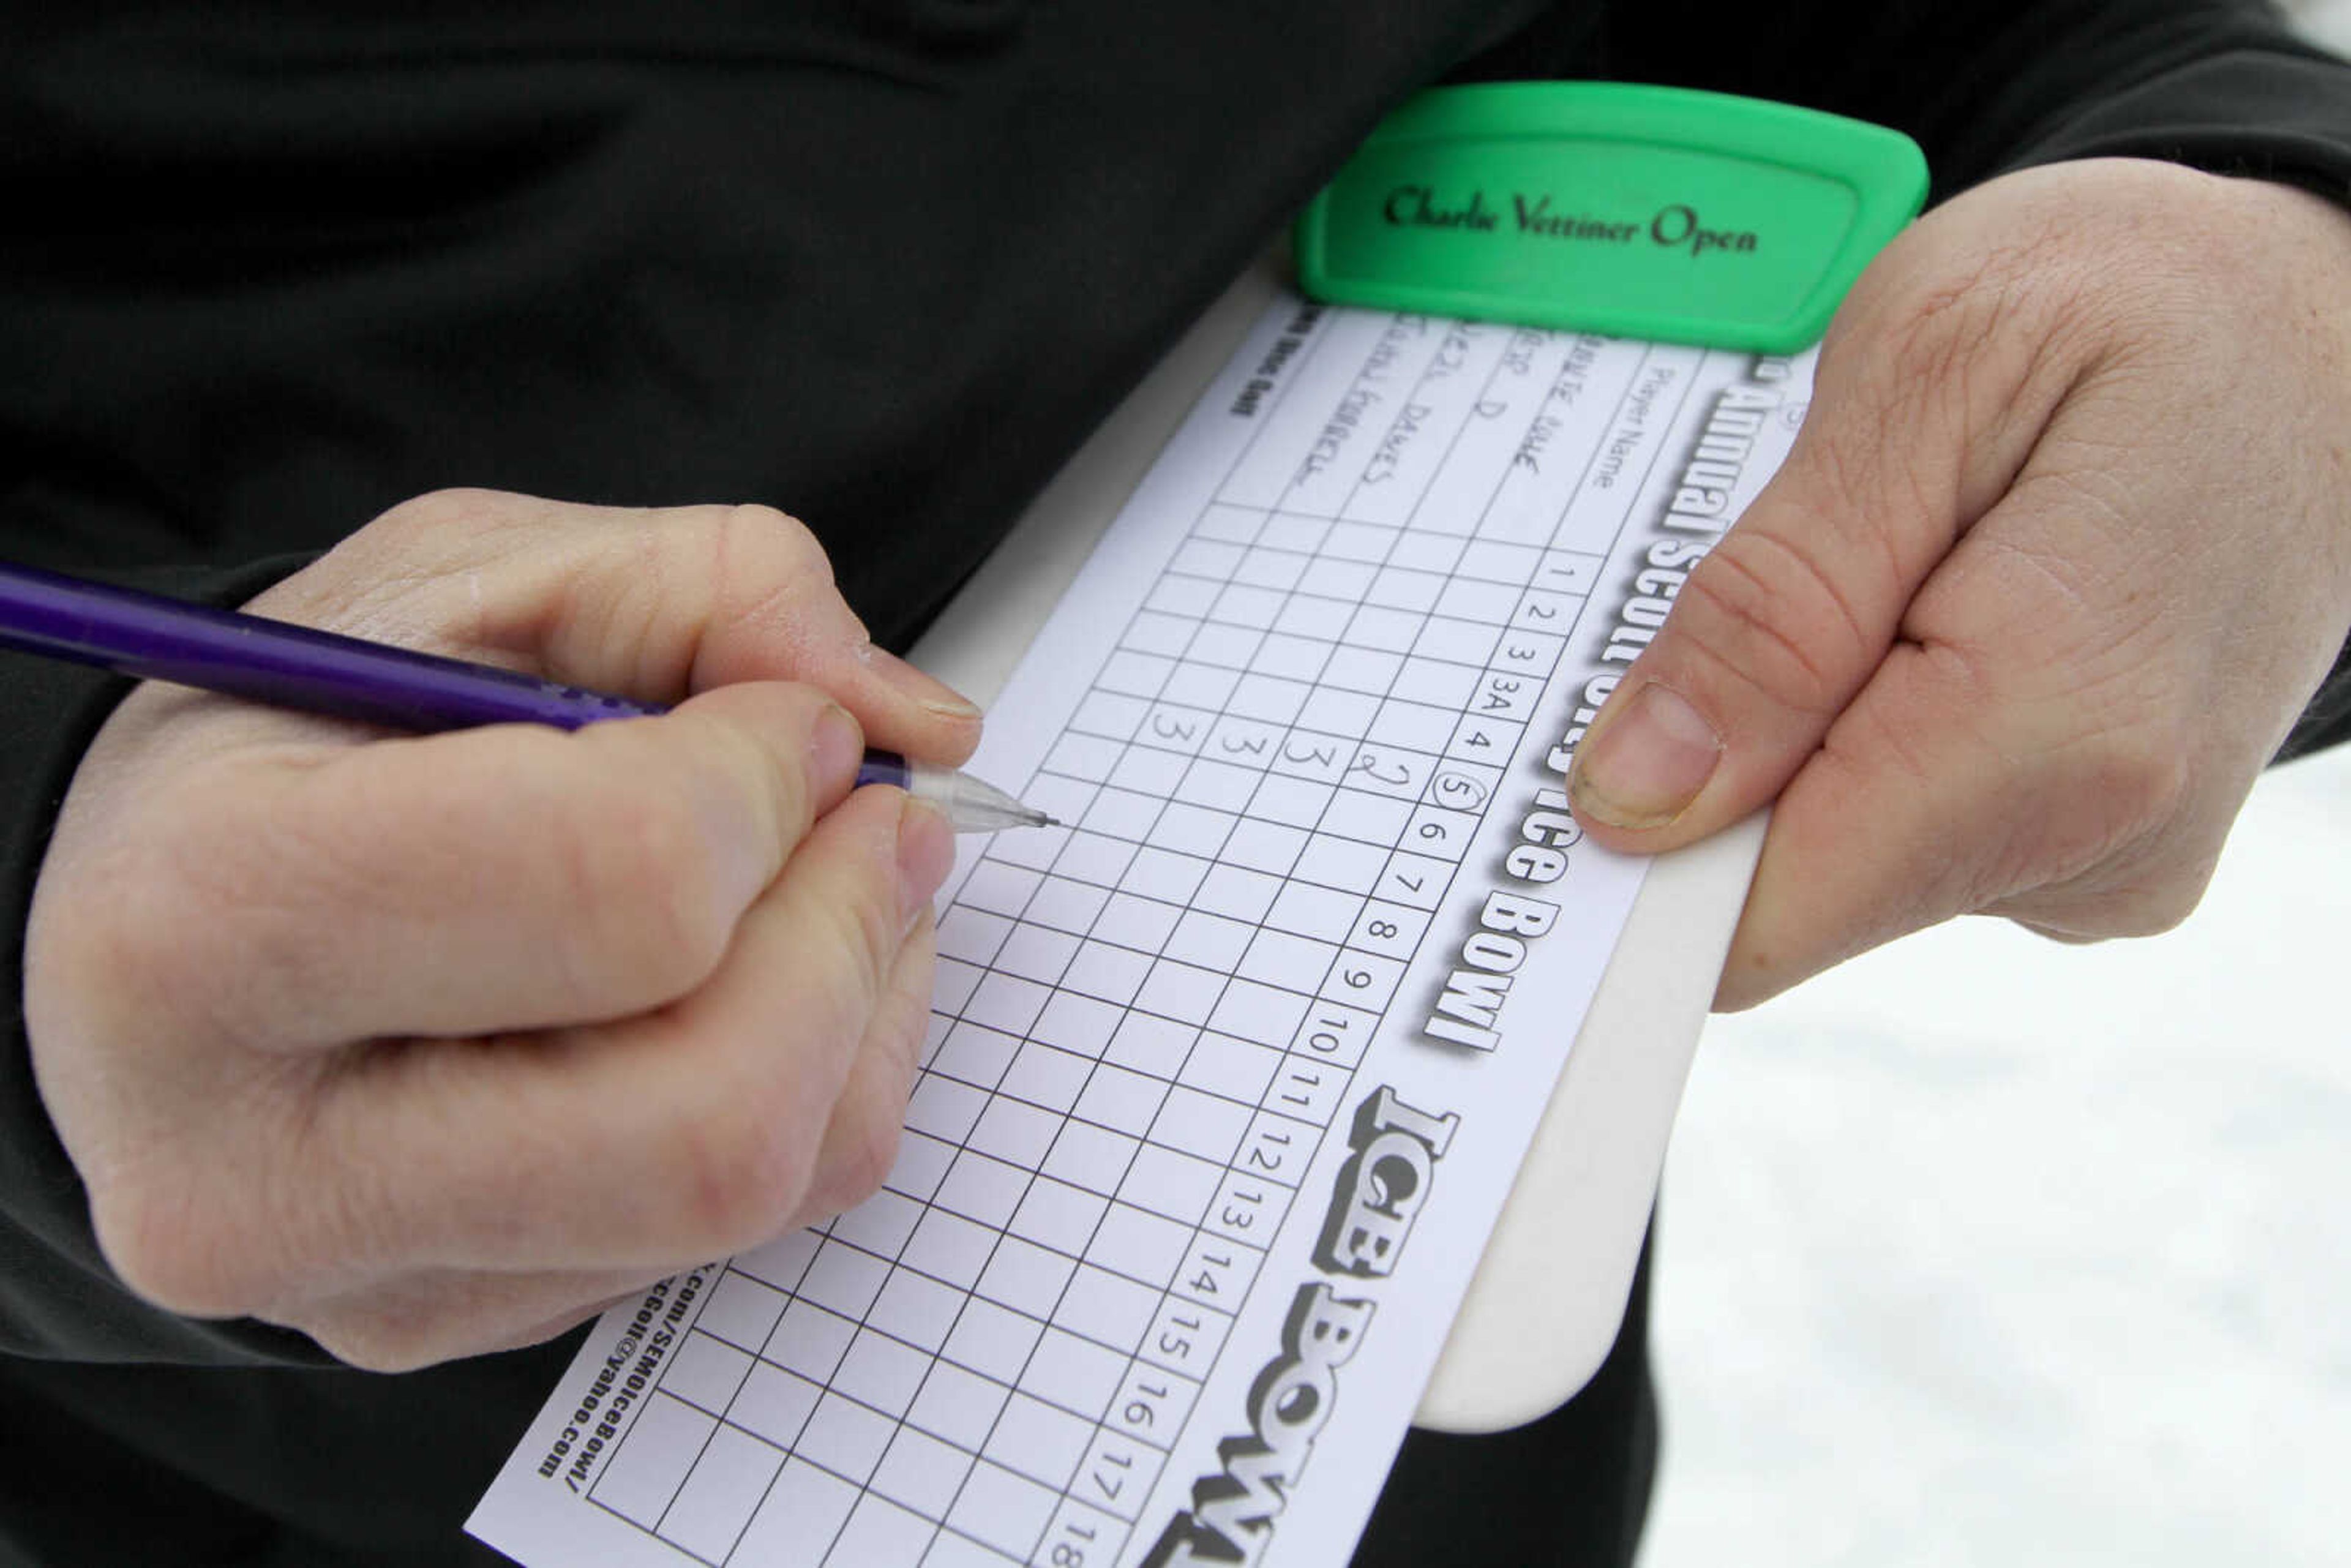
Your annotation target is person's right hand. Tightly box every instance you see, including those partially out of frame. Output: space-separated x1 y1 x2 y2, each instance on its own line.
22 490 975 1371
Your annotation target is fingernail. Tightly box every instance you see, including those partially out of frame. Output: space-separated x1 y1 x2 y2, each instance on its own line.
809 702 864 792
896 795 956 935
1570 683 1722 829
855 641 983 721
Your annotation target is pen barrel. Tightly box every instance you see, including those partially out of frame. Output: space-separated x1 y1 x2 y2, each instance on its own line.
0 562 665 731
853 752 916 792
1 563 1045 828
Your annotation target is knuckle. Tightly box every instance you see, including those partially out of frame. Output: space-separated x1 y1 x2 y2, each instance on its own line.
1873 243 2044 391
1973 716 2199 911
2006 872 2207 945
333 490 506 595
801 978 929 1221
2110 878 2206 937
302 1309 448 1375
669 1092 820 1255
29 857 178 1033
1824 214 2099 493
304 1330 407 1375
1670 526 1876 722
549 781 734 1003
88 1163 262 1319
49 792 277 1038
147 776 377 1038
828 869 906 1000
297 488 540 633
367 487 512 547
799 932 900 1071
718 503 835 595
2048 715 2197 869
712 503 853 639
1846 182 2094 372
83 1064 361 1323
721 503 827 566
817 1101 904 1219
2098 731 2195 836
781 856 906 1041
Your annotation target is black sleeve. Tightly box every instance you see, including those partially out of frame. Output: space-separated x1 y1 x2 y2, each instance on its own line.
2 559 341 1366
1468 0 2351 760
1520 0 2351 204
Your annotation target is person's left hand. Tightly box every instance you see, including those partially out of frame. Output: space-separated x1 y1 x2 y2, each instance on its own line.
1564 159 2351 1008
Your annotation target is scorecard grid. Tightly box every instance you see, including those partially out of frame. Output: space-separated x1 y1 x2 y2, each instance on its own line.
568 306 1709 1568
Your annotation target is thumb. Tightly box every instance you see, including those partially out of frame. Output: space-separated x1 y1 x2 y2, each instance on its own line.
1564 211 2093 849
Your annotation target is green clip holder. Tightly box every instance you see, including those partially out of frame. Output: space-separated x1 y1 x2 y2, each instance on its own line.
1294 83 1929 352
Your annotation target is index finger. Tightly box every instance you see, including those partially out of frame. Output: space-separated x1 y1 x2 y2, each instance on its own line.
253 490 984 765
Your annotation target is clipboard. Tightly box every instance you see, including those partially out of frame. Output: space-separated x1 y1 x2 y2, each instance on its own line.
908 83 1927 1430
470 84 1933 1564
909 253 1763 1432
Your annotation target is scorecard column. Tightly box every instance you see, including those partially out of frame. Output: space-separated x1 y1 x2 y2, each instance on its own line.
700 524 1227 1567
904 530 1252 1567
1026 315 1535 1567
1002 312 1433 1567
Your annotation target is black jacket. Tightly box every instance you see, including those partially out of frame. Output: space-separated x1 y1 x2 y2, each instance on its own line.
4 2 2348 1562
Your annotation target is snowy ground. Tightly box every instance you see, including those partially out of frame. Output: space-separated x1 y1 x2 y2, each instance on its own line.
1642 745 2351 1566
1640 12 2351 1558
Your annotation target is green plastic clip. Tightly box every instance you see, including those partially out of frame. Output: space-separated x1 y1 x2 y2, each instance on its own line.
1294 83 1929 351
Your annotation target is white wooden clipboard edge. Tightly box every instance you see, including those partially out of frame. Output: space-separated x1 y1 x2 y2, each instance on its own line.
907 257 1759 1435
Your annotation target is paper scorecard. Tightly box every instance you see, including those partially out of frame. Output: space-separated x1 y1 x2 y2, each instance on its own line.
470 292 1813 1568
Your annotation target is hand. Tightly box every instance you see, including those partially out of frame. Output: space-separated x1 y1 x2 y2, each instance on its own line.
23 490 977 1369
1565 160 2351 1009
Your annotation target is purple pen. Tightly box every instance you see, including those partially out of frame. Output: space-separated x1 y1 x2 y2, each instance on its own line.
852 751 1054 833
0 560 1053 833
